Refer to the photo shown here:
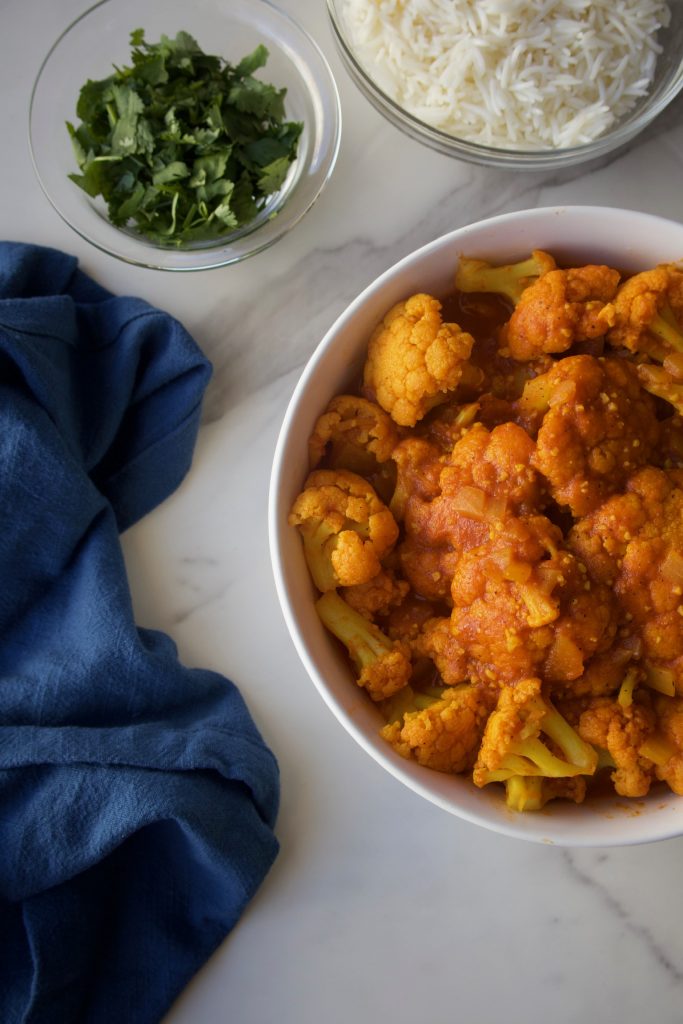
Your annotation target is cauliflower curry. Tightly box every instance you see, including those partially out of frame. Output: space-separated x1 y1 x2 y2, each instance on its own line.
289 251 683 813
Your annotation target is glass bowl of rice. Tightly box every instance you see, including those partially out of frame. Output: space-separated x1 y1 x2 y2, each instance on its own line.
327 0 683 170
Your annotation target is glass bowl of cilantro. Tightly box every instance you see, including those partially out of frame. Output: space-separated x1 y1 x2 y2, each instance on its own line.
29 0 341 270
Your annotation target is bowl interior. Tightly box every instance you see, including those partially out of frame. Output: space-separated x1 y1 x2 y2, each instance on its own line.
270 205 683 846
327 0 683 168
30 0 340 269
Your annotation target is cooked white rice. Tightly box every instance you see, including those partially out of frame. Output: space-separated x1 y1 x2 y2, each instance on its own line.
341 0 671 149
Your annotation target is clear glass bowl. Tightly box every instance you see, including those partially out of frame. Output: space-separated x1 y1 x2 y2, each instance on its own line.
327 0 683 170
30 0 341 270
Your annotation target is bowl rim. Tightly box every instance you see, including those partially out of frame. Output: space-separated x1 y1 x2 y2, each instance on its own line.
326 0 683 168
28 0 342 271
268 204 683 847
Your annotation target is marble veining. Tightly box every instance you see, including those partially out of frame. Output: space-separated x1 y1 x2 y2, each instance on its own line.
4 0 683 1020
562 849 683 983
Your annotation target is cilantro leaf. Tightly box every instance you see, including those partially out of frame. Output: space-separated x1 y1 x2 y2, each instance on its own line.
234 44 269 78
243 136 293 168
228 77 286 121
152 160 190 186
257 156 292 195
189 152 229 187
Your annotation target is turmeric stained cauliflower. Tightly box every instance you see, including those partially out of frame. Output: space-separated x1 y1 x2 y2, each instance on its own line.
455 250 557 305
388 436 460 602
414 616 468 686
569 466 683 694
577 696 657 798
472 677 598 789
316 590 412 701
652 695 683 794
381 683 494 773
607 264 683 361
363 293 476 427
390 436 445 522
397 538 459 605
449 515 616 687
341 568 410 621
501 264 620 362
504 775 587 812
553 643 641 700
404 422 542 549
292 249 683 813
308 395 399 472
397 421 545 603
437 420 545 519
528 355 660 516
289 469 398 592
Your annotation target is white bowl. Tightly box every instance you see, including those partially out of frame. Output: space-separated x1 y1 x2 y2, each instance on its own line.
269 205 683 847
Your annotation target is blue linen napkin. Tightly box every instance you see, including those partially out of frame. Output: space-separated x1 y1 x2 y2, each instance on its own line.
0 242 280 1024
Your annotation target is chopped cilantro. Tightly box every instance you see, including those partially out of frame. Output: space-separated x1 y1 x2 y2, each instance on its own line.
66 29 303 247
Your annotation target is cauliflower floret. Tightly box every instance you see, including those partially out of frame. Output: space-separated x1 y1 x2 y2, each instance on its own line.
569 466 683 693
473 677 598 787
308 395 399 472
397 536 461 605
381 595 446 690
391 438 476 604
395 421 545 604
414 616 469 686
289 469 399 592
437 420 546 519
450 515 616 686
455 250 557 305
652 695 683 794
607 264 683 361
341 568 410 621
404 422 543 544
504 775 587 812
316 590 412 700
552 641 641 700
528 355 660 516
363 293 476 427
383 593 439 646
381 683 494 773
395 415 543 521
500 264 620 362
390 436 445 522
577 696 657 798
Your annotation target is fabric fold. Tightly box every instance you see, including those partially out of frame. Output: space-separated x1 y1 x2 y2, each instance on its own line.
0 242 280 1024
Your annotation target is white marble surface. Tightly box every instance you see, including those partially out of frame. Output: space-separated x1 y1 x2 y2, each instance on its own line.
4 0 683 1021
